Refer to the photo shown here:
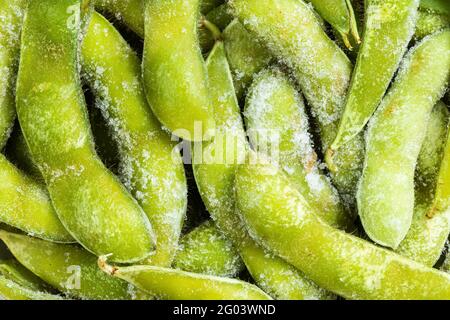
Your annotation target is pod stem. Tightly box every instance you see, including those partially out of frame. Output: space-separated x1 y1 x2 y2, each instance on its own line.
325 147 338 173
346 0 361 45
98 255 118 276
200 17 222 42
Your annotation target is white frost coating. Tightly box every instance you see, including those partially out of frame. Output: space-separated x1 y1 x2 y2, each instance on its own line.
244 68 347 228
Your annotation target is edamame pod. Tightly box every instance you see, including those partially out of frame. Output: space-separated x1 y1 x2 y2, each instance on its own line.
229 0 365 206
358 30 450 249
16 0 155 262
0 154 73 243
306 0 360 48
0 0 25 149
429 117 450 217
0 276 62 300
174 220 244 277
205 4 233 30
415 9 450 40
235 160 450 300
0 259 51 292
397 102 450 266
99 257 271 300
81 12 187 267
193 42 331 300
94 0 144 36
329 0 420 154
143 0 215 141
244 68 350 229
0 230 144 300
223 20 272 99
420 0 450 16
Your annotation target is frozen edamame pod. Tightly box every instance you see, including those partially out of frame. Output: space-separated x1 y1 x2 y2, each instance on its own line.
81 12 187 267
230 0 365 206
0 0 26 149
235 160 450 300
143 0 215 141
0 276 62 300
16 0 155 263
0 259 51 292
94 0 144 36
358 30 450 249
397 102 450 266
244 68 350 229
174 220 244 277
0 154 73 243
329 0 420 154
205 3 233 30
0 230 145 300
306 0 360 48
420 0 450 16
223 20 272 100
193 42 332 300
415 10 450 40
99 257 271 300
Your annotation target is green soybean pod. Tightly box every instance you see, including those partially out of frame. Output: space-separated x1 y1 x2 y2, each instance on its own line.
99 257 271 300
420 0 450 15
229 0 365 206
223 20 272 99
0 230 145 300
415 10 450 40
16 0 154 263
397 102 450 266
193 42 331 300
205 3 233 30
143 0 215 141
306 0 360 48
358 30 450 249
94 0 144 36
429 114 450 217
329 0 420 154
0 0 25 149
0 154 73 243
235 160 450 300
0 259 51 292
81 12 187 267
0 276 62 300
244 67 350 229
174 220 244 277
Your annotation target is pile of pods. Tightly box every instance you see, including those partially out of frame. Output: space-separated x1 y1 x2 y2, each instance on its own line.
0 0 450 300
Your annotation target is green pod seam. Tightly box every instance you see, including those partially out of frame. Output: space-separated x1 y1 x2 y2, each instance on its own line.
223 20 272 100
415 10 450 40
229 0 365 207
329 0 420 153
99 257 271 300
193 42 332 300
16 0 155 263
0 276 63 300
397 102 450 266
244 67 350 230
143 0 215 141
235 159 450 300
0 0 26 149
357 30 450 249
81 12 187 267
306 0 360 48
174 220 244 277
0 230 145 300
0 154 73 243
